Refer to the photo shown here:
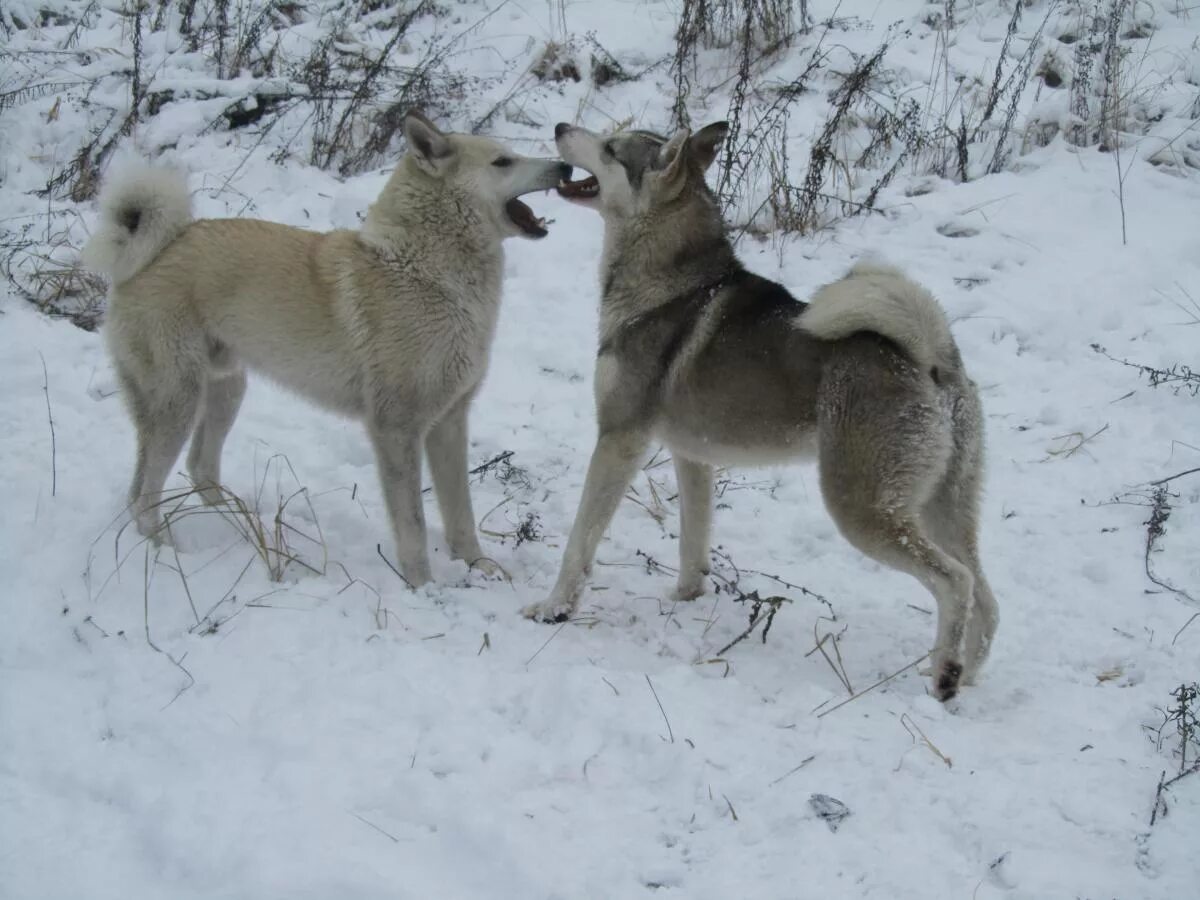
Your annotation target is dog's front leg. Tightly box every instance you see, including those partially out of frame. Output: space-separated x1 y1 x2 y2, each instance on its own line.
672 456 713 602
522 428 649 622
425 391 499 576
368 420 432 587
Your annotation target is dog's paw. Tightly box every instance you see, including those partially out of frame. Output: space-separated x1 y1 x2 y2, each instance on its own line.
521 598 574 623
468 557 508 581
670 579 706 604
136 516 172 547
932 659 965 702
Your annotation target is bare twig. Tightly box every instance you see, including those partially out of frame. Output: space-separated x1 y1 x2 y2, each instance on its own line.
1142 486 1197 608
1043 424 1109 461
769 754 816 787
1150 467 1200 487
37 351 57 496
645 674 675 743
142 544 195 709
815 654 929 718
811 618 853 695
896 713 953 770
1174 613 1199 645
722 793 739 822
351 812 400 843
376 543 414 590
715 593 790 656
524 620 568 667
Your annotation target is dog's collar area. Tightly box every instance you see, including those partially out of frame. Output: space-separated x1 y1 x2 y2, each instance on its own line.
686 268 741 305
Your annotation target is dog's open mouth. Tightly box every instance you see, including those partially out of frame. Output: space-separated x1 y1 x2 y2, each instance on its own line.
557 174 599 202
505 197 550 239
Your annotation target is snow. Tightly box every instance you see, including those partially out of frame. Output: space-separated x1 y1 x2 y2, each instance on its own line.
2 1 1199 897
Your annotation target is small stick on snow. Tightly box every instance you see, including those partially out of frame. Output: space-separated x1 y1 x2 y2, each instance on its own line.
376 543 413 590
896 713 953 770
142 544 195 709
351 812 399 843
645 674 674 743
1173 613 1199 645
769 754 816 787
38 351 57 497
524 620 568 667
1150 466 1200 487
815 653 929 718
722 793 738 822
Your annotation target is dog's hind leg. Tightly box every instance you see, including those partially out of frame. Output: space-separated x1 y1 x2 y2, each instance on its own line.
672 455 713 602
187 359 246 505
920 387 998 685
124 365 204 540
425 389 496 575
818 382 974 701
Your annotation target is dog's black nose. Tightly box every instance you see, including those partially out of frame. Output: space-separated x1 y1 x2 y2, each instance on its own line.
554 122 572 139
557 162 573 179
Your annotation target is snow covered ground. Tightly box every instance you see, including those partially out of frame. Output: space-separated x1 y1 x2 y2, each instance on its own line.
2 1 1198 897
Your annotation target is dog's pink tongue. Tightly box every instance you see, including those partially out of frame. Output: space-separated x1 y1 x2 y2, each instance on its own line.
505 198 548 238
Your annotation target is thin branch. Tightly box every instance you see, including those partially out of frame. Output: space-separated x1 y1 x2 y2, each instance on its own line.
715 593 789 656
645 674 674 743
38 351 57 496
769 754 816 787
1150 467 1200 487
376 543 413 590
815 654 929 718
351 812 400 843
1174 613 1199 646
524 620 568 667
142 544 195 709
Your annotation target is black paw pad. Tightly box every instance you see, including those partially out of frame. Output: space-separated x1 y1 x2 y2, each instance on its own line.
936 661 964 700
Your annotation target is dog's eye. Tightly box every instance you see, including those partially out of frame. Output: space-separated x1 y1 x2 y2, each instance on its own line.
492 157 513 168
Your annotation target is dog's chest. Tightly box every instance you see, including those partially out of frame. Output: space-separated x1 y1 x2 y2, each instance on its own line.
379 254 502 385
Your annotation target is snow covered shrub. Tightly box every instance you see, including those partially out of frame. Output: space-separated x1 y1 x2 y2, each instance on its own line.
667 0 1198 240
531 40 582 84
0 0 479 322
684 1 1052 235
671 0 802 128
1025 0 1195 161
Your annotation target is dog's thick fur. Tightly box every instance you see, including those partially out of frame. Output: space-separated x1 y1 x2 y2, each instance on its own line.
524 122 998 700
84 111 570 585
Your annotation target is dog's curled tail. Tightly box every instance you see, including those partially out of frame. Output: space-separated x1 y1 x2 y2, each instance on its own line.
82 166 192 284
799 261 961 379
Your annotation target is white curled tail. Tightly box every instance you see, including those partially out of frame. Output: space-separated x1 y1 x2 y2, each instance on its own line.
82 166 191 284
798 261 960 376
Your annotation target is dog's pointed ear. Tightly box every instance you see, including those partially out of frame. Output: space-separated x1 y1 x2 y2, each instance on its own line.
657 128 692 178
403 109 453 175
690 121 729 172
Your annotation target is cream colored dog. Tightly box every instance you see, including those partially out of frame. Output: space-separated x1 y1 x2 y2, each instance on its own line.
84 111 570 585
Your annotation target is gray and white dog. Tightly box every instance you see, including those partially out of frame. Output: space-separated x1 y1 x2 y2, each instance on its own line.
84 111 570 586
523 121 998 700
